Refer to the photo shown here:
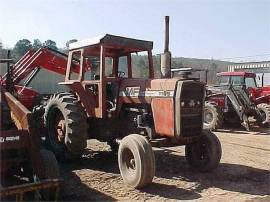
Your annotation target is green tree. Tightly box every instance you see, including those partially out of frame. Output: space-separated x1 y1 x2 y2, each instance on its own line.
44 40 58 50
12 39 32 60
33 39 42 50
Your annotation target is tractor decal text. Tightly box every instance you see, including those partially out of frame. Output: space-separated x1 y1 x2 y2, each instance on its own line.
120 87 174 97
0 136 20 143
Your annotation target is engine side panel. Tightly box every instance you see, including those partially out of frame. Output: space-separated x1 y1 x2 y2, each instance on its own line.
151 98 174 137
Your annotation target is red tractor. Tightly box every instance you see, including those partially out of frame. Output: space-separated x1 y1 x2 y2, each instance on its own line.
1 17 222 188
204 71 270 130
49 34 222 188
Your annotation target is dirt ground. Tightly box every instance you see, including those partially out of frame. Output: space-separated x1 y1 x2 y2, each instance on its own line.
60 127 270 201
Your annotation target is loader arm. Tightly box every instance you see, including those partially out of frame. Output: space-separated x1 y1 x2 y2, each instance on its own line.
223 85 261 130
1 47 80 85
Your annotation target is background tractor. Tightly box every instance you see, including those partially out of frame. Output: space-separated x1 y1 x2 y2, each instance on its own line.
204 71 270 130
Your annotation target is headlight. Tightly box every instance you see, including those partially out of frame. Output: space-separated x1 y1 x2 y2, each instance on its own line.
181 101 185 107
189 100 195 107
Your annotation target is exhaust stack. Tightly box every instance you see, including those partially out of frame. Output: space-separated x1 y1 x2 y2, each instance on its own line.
161 16 171 78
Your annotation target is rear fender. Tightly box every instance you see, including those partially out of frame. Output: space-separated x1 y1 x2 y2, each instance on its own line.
59 81 97 117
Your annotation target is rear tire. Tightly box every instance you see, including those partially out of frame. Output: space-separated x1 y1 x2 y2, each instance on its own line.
118 134 155 188
203 102 223 130
44 93 88 159
185 130 222 172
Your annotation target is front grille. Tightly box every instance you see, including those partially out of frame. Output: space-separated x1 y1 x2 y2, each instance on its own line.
181 114 202 137
180 81 204 137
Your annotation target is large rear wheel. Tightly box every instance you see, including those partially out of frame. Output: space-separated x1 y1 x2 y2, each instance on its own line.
118 134 155 188
44 93 88 159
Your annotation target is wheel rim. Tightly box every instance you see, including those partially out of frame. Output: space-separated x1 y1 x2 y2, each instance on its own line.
54 112 66 142
48 107 66 148
193 140 210 165
122 148 136 175
204 109 214 125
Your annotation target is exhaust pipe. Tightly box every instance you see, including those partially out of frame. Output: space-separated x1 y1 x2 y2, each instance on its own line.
161 16 171 78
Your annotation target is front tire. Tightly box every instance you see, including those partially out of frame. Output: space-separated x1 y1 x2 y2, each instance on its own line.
40 149 59 179
118 134 155 188
39 149 60 201
185 130 222 172
44 93 88 159
257 103 270 126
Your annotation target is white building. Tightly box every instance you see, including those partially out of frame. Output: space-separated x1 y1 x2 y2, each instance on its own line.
227 61 270 86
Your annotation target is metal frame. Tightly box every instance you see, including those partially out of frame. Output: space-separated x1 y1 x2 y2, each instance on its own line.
0 91 61 201
0 179 61 202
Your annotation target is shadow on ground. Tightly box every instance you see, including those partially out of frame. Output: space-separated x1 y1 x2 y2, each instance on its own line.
154 149 270 196
60 149 201 200
59 150 117 201
140 182 201 200
59 145 269 200
60 170 116 201
218 124 270 135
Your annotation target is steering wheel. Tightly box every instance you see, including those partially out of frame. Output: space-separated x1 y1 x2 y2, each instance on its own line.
118 71 125 78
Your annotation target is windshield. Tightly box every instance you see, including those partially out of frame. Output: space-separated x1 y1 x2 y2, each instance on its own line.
230 76 244 85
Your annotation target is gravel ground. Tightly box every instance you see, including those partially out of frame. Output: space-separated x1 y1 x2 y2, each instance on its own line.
60 127 270 201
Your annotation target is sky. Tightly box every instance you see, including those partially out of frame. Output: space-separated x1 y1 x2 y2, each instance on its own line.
0 0 269 62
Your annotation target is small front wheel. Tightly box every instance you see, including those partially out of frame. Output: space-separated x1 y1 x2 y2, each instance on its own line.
118 134 155 188
185 130 222 172
39 149 60 200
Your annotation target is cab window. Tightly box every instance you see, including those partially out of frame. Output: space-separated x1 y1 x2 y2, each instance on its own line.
218 76 230 85
105 57 113 77
131 52 149 78
118 56 128 78
231 76 244 85
245 77 257 88
84 56 100 80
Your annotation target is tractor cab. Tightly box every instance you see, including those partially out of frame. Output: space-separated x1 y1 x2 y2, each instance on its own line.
217 72 257 88
61 34 154 118
216 71 261 103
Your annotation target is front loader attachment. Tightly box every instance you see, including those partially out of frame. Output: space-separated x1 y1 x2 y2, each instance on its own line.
219 85 264 130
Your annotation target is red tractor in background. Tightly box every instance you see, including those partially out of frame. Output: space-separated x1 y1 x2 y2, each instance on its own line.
204 71 270 131
216 72 270 104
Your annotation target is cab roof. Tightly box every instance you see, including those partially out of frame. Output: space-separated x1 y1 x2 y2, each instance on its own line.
217 71 256 78
69 34 153 56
